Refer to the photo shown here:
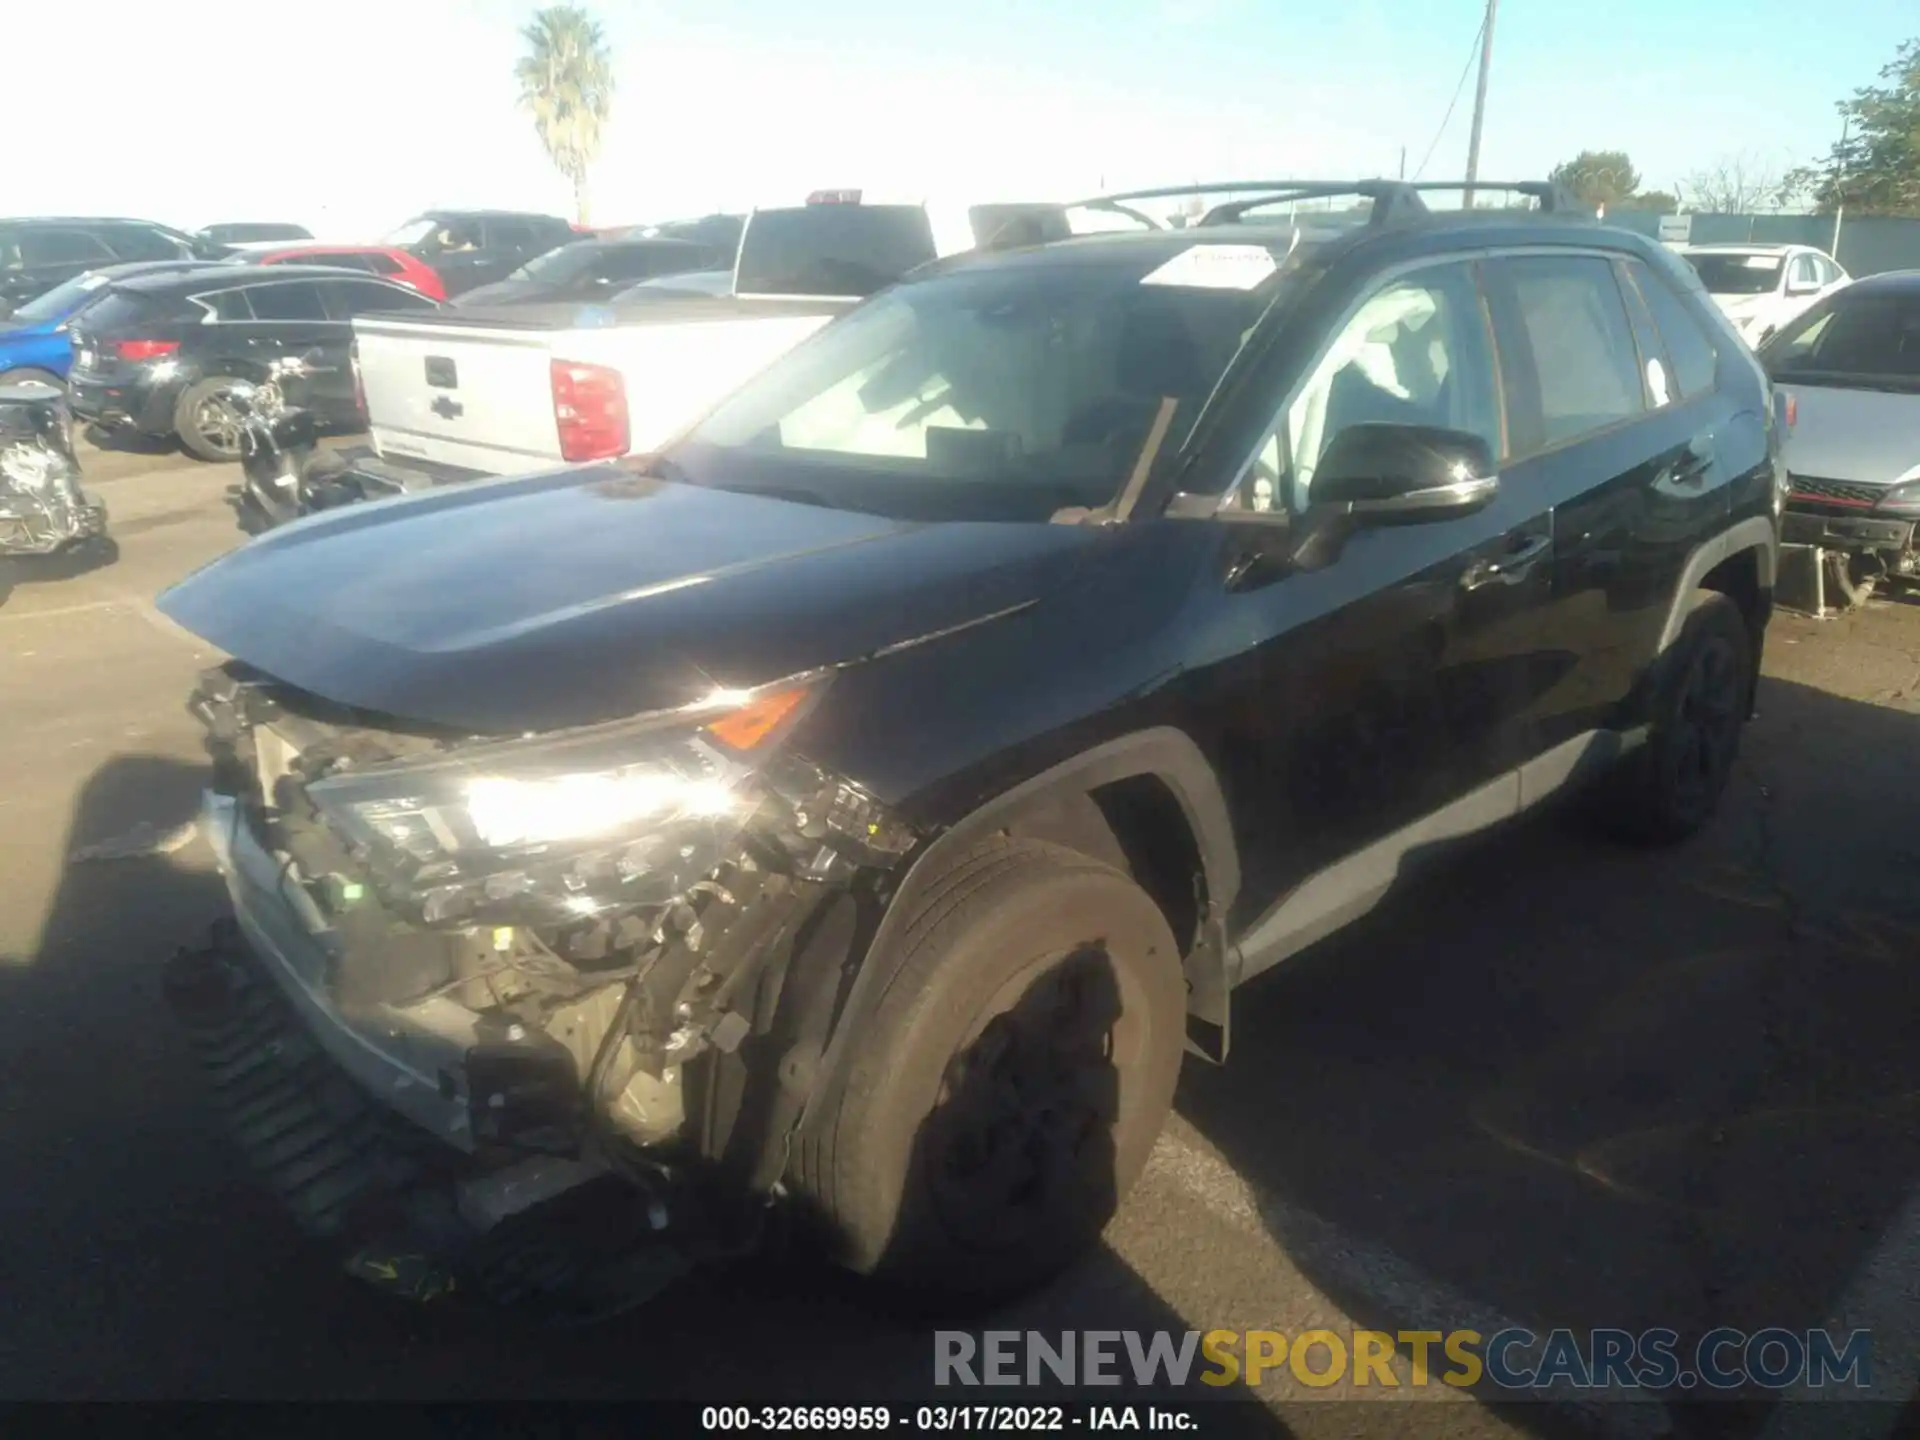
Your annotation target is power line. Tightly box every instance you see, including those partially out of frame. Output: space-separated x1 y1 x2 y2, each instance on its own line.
1412 13 1486 181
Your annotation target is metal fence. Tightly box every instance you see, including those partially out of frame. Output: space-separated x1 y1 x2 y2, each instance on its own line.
1603 210 1920 277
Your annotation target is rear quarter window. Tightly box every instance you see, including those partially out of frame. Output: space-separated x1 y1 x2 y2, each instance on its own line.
1626 262 1719 400
101 224 189 262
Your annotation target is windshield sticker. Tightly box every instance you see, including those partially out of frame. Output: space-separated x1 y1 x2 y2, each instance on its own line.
1142 244 1279 291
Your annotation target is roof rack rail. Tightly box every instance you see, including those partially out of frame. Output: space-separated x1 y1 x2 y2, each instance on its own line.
1395 180 1588 214
1068 179 1591 229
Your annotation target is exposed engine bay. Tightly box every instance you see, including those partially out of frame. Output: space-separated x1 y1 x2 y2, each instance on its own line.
177 662 917 1313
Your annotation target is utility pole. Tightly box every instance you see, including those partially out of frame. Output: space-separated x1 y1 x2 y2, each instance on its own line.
1399 146 1407 180
1830 114 1851 259
1462 0 1499 208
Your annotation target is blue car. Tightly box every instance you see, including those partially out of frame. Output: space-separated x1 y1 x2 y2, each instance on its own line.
0 260 222 391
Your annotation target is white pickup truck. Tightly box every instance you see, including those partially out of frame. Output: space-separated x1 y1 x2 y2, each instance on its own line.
240 196 1091 525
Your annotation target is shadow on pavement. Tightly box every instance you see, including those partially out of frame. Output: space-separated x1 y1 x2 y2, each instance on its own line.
0 754 1280 1430
1178 675 1920 1433
82 424 179 457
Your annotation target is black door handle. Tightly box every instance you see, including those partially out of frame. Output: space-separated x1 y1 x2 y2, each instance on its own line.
1666 439 1714 488
1462 533 1551 590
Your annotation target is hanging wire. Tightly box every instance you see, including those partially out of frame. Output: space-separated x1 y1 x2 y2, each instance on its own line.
1412 14 1488 181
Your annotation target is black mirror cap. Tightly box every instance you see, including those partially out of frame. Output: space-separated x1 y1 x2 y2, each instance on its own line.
1311 423 1497 509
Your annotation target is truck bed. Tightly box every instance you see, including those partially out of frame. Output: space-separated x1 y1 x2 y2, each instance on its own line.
355 300 849 473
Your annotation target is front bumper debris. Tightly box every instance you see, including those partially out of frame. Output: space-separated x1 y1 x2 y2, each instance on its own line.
1782 506 1915 554
0 487 107 556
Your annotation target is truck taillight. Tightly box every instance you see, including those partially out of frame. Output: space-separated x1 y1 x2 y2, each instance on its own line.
550 358 629 462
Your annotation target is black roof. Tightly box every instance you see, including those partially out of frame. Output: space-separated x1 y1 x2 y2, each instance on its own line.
0 215 182 228
107 263 421 294
1838 268 1920 296
410 208 571 223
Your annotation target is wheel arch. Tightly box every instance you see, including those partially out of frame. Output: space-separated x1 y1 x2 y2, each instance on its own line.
797 728 1243 1138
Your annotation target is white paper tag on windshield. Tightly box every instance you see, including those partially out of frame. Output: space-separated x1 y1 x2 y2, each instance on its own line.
1141 244 1278 291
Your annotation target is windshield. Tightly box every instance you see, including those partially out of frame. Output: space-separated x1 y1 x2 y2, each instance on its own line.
1685 252 1783 296
511 244 597 283
670 248 1285 522
381 218 437 247
1761 289 1920 392
8 269 116 325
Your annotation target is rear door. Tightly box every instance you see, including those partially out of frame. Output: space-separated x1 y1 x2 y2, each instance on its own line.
1482 251 1728 745
213 279 337 383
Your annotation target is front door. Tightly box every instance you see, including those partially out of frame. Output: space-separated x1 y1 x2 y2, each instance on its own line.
1204 258 1561 932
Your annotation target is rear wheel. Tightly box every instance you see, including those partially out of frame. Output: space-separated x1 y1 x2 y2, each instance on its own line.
792 836 1186 1305
174 377 248 462
0 368 63 393
1594 590 1752 844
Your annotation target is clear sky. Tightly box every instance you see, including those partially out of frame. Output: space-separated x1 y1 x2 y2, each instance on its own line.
9 0 1914 236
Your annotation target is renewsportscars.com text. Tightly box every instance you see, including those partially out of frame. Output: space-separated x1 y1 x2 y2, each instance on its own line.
934 1328 1874 1392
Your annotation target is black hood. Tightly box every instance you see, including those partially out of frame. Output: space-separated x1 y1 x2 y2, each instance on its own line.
158 467 1097 735
450 278 556 307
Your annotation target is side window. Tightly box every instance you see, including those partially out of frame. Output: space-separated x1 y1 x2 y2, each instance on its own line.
1789 254 1818 290
366 253 403 275
1274 261 1501 508
1496 255 1645 453
1613 261 1674 409
320 280 435 318
1627 263 1719 401
1815 255 1843 286
19 229 115 266
245 282 327 321
603 247 675 282
206 289 256 322
487 220 535 252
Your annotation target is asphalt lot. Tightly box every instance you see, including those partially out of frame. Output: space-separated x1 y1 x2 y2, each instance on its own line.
2 440 1917 1437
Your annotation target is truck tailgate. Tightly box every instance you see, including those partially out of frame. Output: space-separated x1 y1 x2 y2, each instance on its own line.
357 316 560 472
357 303 844 475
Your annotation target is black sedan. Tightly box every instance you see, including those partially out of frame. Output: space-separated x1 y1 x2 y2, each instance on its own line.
451 238 722 307
66 265 439 461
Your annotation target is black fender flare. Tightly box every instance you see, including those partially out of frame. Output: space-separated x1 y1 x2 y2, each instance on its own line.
793 727 1243 1133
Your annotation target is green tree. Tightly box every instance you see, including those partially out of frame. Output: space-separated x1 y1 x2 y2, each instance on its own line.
1787 37 1920 215
1550 150 1642 209
1628 189 1680 214
515 6 615 225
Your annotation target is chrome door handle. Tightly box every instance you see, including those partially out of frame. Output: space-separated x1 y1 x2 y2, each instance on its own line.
1463 534 1551 590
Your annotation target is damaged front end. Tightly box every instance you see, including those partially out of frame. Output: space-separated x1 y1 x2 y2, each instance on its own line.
0 388 108 560
171 662 916 1317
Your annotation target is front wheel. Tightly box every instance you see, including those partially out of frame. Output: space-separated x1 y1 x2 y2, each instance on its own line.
1593 589 1753 844
174 378 248 462
792 836 1186 1306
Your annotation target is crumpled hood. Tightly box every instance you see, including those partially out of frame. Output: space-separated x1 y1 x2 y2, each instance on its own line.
158 467 1096 734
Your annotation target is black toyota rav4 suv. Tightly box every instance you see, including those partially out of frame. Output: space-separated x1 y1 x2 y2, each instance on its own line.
158 180 1784 1318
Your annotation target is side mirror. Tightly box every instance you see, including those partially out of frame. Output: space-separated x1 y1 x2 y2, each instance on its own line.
1310 424 1499 522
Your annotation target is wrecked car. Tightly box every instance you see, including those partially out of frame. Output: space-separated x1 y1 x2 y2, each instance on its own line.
0 384 108 592
1760 269 1920 606
157 179 1780 1320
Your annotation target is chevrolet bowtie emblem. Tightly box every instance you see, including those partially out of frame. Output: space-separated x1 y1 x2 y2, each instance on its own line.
431 395 464 420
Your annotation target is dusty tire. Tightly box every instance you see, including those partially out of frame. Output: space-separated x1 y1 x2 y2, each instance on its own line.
1593 590 1752 844
173 377 247 462
793 836 1185 1305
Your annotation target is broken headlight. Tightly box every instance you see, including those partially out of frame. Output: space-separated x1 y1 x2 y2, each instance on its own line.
304 682 822 926
0 441 77 497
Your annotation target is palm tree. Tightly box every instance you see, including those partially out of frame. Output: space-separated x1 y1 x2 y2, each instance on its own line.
514 6 615 225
